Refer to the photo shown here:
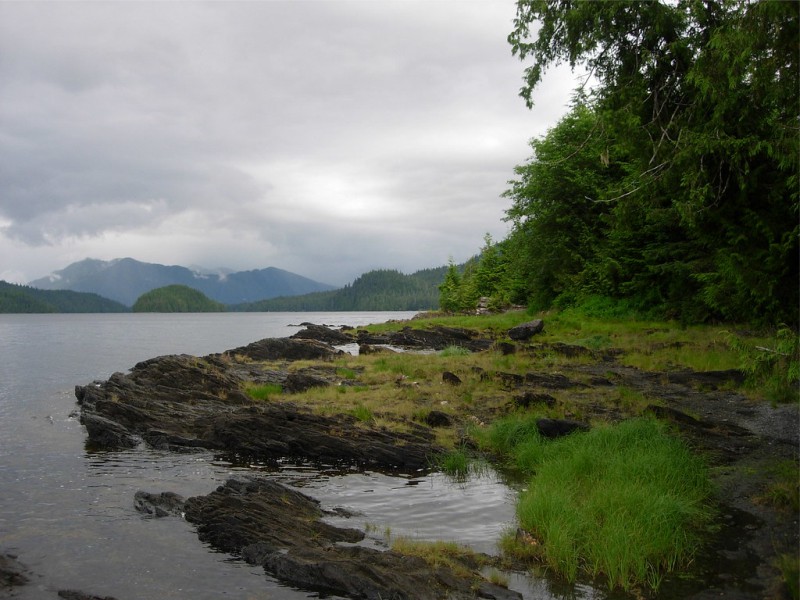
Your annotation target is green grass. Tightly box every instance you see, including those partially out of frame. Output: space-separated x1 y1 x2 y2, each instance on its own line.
390 537 486 579
440 345 472 357
351 403 374 423
759 459 800 511
243 382 282 401
362 311 530 336
779 552 800 600
438 446 470 478
474 417 714 591
435 446 491 480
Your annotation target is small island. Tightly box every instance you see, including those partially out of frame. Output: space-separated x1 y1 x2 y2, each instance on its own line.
132 285 226 313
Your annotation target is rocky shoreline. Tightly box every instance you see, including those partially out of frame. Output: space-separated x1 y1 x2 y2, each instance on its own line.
6 319 796 600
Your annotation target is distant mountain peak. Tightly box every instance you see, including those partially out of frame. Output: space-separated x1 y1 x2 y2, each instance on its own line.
28 258 335 306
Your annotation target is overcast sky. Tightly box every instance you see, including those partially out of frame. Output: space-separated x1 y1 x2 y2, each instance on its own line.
0 0 577 287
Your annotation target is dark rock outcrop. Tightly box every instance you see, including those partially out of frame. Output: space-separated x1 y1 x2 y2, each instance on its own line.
442 371 462 386
182 477 521 600
507 319 544 341
225 337 343 361
425 410 453 428
357 326 493 352
291 324 354 345
76 353 437 469
283 369 333 393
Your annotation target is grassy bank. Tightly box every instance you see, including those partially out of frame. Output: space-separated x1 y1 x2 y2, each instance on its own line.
472 416 714 591
249 309 796 594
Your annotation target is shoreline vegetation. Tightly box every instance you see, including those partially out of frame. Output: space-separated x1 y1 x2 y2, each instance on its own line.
67 308 799 600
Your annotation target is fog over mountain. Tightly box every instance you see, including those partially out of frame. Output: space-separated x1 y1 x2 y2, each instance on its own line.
29 258 334 306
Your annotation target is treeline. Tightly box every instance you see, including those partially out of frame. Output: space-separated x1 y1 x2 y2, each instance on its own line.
0 266 447 314
443 1 798 327
232 268 444 312
0 281 128 313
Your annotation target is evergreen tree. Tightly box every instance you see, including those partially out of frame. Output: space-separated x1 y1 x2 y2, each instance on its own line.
505 0 798 325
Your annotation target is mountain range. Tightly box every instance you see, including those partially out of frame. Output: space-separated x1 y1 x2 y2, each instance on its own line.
28 258 335 307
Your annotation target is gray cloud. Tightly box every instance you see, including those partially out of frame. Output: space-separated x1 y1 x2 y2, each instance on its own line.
0 0 576 286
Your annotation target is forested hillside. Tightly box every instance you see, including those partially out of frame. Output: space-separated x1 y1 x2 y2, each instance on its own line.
0 281 128 313
442 1 798 327
132 285 226 313
232 268 444 311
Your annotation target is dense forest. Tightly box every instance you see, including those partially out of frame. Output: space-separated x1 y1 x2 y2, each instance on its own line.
232 268 445 312
0 281 128 313
442 1 798 327
132 285 226 313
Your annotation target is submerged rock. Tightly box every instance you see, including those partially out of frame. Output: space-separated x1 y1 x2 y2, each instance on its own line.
0 553 29 589
134 491 186 517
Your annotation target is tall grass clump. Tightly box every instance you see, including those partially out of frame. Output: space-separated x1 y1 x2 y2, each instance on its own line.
437 446 470 479
435 446 491 481
726 326 800 404
479 417 714 591
243 383 282 401
439 345 471 357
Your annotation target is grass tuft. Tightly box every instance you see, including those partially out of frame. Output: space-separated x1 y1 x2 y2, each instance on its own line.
440 345 472 357
351 403 374 423
243 382 282 401
477 417 714 591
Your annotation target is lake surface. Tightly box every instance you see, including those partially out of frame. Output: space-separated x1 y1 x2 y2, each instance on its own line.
0 313 605 599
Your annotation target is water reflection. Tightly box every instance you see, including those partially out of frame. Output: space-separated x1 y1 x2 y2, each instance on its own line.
78 448 624 600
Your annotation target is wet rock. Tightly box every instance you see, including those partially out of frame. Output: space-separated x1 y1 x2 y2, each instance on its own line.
291 324 354 345
507 319 544 341
225 338 343 362
443 371 462 386
536 418 590 439
58 590 118 600
81 413 139 449
183 477 521 600
134 491 186 517
358 343 397 355
357 326 493 352
1 553 29 588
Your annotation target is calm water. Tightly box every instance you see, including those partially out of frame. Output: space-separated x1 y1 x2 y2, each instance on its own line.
0 313 603 600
